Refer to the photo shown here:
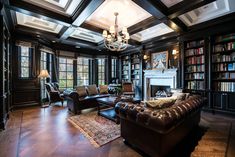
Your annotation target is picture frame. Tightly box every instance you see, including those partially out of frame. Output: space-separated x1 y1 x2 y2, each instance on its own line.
151 51 168 69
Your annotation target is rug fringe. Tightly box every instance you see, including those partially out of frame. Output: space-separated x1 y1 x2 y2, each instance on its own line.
67 118 100 148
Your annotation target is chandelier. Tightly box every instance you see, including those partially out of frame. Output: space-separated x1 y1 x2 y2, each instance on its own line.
102 12 130 51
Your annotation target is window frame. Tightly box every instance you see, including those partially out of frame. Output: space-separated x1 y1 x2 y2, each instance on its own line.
97 58 105 85
77 57 90 86
59 57 74 89
18 46 32 79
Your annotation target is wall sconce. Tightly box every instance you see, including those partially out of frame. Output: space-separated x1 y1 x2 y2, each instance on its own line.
143 54 149 60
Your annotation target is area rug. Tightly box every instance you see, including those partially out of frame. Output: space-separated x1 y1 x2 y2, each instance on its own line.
190 119 232 157
68 112 120 148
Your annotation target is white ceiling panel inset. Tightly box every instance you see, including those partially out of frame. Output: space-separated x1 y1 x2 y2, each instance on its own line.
161 0 183 8
179 0 235 26
23 0 82 16
131 23 174 42
70 27 103 43
16 12 63 34
85 0 152 30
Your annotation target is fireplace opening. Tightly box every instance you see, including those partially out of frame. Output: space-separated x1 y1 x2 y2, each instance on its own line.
151 85 171 97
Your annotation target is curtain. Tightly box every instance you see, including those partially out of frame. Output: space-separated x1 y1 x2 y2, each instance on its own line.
52 51 59 82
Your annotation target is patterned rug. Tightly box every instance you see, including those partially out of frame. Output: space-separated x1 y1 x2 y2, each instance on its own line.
68 112 120 148
190 119 232 157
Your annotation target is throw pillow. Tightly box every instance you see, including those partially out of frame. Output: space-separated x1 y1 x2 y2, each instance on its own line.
76 86 87 97
99 85 109 94
86 84 98 96
146 98 176 109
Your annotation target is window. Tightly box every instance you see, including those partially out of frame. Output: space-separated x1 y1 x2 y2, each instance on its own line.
59 57 73 89
19 46 30 78
111 58 117 78
40 52 52 99
98 58 105 85
77 57 89 86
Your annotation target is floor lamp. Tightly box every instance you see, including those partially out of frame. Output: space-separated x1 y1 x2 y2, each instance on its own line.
38 69 50 108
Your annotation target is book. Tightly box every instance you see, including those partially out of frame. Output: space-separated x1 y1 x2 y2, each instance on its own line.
228 63 234 71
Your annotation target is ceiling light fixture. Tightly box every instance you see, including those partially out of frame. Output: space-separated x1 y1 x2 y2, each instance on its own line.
102 12 130 51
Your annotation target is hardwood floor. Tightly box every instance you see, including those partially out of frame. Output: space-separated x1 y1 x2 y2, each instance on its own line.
0 104 235 157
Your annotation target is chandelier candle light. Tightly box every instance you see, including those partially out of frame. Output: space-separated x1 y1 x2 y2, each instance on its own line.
102 12 130 51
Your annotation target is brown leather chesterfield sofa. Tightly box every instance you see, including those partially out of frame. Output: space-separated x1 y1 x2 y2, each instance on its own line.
115 95 206 157
64 84 110 114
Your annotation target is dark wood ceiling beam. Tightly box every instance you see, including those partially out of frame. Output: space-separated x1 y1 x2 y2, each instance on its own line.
72 0 104 26
59 26 76 40
128 16 162 35
80 22 103 34
132 0 166 19
7 0 71 26
132 0 187 32
168 0 216 19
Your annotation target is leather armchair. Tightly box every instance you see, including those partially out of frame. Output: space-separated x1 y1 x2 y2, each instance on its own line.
45 83 64 106
122 82 135 97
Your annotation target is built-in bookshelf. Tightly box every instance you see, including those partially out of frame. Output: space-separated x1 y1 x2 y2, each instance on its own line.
120 53 143 99
212 33 235 92
184 39 205 90
121 55 130 82
0 17 11 129
131 54 140 87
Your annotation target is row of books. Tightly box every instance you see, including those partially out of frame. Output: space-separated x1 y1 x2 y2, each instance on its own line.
132 75 140 79
123 56 129 60
186 65 205 72
214 82 235 92
123 71 128 75
212 54 235 63
132 80 140 86
215 33 235 43
213 63 235 71
122 75 129 79
132 59 140 64
185 73 204 79
131 69 139 75
122 60 129 65
214 73 235 79
132 54 139 59
186 81 205 90
131 64 140 70
213 42 235 52
122 66 129 71
185 47 203 56
185 56 205 64
186 40 204 48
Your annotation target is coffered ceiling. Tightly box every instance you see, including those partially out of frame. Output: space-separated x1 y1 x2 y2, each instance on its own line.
85 0 152 30
22 0 82 16
5 0 235 51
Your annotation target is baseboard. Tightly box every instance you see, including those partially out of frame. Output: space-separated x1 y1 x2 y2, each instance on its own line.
11 102 40 111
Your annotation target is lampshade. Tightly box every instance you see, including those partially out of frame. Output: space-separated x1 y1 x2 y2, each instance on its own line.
38 69 50 78
172 50 178 55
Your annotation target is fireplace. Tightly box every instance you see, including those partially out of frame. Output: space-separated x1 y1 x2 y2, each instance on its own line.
151 85 171 97
144 69 177 100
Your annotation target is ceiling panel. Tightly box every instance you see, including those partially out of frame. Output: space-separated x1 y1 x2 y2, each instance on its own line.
131 23 174 42
85 0 152 30
179 0 235 26
16 12 63 34
70 27 103 43
161 0 183 8
23 0 82 16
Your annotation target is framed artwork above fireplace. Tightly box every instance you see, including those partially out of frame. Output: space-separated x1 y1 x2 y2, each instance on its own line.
151 51 168 69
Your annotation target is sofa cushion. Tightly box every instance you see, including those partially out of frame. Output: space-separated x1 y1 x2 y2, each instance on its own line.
99 85 109 94
86 84 98 96
145 98 176 109
76 86 87 97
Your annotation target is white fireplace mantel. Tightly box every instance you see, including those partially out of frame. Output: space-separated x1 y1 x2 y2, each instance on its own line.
144 69 177 100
